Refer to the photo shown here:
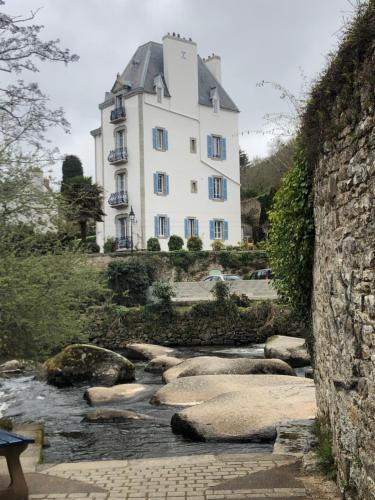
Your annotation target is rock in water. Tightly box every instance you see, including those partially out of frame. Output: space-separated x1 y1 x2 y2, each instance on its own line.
122 343 175 361
151 374 313 406
84 383 154 405
83 409 151 423
145 356 184 374
171 381 316 442
163 356 294 383
264 336 311 368
44 344 135 387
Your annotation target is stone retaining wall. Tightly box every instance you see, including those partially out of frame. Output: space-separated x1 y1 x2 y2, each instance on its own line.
311 32 375 500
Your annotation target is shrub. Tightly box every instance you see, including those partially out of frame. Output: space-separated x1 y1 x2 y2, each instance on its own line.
187 236 203 251
211 240 225 251
168 234 184 251
147 237 161 251
104 237 116 253
230 293 251 308
211 280 231 303
152 281 176 314
84 237 100 253
106 259 154 306
315 420 337 480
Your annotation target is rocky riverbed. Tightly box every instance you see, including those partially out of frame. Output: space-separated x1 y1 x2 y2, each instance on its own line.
0 340 312 463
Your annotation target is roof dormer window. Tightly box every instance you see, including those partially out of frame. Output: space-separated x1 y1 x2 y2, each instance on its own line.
154 75 164 104
210 87 220 114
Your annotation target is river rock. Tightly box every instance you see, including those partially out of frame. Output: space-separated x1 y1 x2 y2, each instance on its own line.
163 356 294 383
151 374 313 406
264 336 311 367
0 359 24 375
44 344 135 387
145 356 184 374
83 409 151 423
84 383 153 405
123 343 175 361
171 381 316 442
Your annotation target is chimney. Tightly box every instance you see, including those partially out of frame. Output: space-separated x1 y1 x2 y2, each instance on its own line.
162 33 198 114
204 54 222 84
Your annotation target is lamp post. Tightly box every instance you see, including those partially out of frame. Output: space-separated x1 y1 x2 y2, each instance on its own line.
129 206 135 252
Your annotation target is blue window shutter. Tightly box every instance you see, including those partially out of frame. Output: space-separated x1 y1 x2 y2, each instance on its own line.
154 216 159 236
153 173 158 194
207 135 213 158
184 218 189 239
163 129 168 150
165 217 170 238
152 128 157 149
166 175 170 195
224 221 229 240
208 176 213 200
221 138 227 160
209 220 214 240
195 219 199 237
223 178 228 201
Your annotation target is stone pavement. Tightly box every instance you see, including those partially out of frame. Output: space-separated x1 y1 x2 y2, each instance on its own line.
25 453 321 500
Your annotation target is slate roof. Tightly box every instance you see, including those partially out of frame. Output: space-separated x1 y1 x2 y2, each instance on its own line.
101 41 239 113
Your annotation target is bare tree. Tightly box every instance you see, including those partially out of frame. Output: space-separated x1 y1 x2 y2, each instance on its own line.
0 1 78 166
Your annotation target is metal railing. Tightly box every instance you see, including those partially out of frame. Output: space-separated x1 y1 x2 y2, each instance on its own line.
108 190 128 207
108 147 128 163
110 106 126 122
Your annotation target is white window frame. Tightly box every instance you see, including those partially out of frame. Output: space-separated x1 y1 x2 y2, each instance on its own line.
190 137 197 154
115 171 126 192
157 172 166 195
115 129 124 149
187 218 196 238
156 127 164 150
191 180 198 194
213 176 223 200
117 216 128 238
115 94 123 108
213 97 219 114
158 216 167 237
212 135 221 158
214 220 224 240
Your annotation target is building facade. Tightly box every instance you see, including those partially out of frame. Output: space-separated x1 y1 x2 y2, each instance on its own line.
91 34 241 251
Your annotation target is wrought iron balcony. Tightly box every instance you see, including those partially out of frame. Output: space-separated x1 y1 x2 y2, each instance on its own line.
108 147 128 164
110 106 126 123
116 236 132 250
108 190 128 208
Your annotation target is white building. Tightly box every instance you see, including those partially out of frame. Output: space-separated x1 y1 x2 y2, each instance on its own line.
91 33 241 251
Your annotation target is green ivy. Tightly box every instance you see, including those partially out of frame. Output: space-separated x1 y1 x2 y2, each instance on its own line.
266 138 314 326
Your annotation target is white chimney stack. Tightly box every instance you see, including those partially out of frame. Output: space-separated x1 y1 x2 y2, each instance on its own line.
204 54 222 84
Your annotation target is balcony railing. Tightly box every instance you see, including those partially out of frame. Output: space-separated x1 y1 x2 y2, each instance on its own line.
108 190 128 207
108 147 128 164
116 236 132 250
110 106 126 123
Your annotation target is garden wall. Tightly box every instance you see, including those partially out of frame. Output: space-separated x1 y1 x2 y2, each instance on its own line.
88 250 267 281
308 6 375 498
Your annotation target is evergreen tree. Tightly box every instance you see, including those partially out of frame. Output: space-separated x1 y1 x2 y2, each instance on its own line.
61 155 83 191
63 176 105 242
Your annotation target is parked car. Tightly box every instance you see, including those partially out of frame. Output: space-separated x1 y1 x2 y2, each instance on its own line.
202 274 241 282
249 268 273 280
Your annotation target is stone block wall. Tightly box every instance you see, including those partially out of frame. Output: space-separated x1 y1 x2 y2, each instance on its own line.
312 93 375 496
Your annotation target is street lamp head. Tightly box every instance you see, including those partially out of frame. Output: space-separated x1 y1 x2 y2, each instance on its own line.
129 206 135 222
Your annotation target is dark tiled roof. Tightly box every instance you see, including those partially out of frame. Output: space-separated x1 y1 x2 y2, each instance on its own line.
102 41 239 112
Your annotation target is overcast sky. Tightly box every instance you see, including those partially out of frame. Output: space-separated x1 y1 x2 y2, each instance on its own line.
7 0 355 180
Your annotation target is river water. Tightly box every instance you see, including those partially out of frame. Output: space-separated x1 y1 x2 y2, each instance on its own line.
1 345 275 463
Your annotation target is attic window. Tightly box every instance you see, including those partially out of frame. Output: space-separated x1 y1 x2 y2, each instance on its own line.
210 87 220 114
154 75 164 104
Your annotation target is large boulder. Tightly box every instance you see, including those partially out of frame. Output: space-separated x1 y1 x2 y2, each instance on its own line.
264 336 310 368
84 383 155 405
163 356 294 383
151 374 313 406
83 409 151 423
145 356 184 374
123 343 175 361
44 344 135 387
171 380 316 442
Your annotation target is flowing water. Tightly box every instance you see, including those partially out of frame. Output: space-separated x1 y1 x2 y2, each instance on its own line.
1 345 280 463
